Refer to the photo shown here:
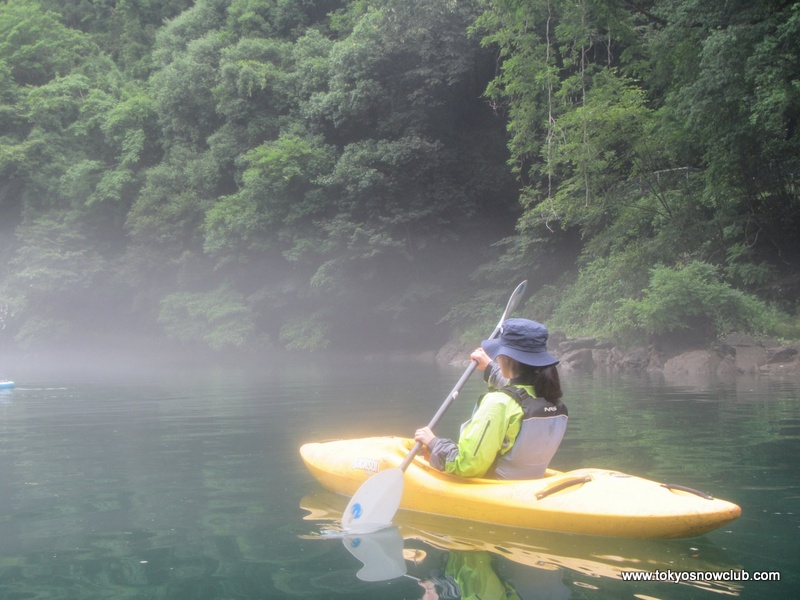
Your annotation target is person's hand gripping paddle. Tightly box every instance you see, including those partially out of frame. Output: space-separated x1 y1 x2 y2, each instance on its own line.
341 281 528 533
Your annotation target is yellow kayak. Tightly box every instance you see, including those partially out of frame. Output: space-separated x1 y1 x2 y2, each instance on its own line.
299 436 741 539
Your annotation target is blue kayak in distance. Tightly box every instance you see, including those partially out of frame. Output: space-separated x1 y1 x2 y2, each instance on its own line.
0 380 15 389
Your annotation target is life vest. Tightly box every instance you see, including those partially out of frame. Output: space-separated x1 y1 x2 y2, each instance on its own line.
492 385 568 479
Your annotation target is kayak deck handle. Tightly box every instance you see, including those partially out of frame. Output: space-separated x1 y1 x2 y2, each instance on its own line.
536 475 593 500
661 483 714 500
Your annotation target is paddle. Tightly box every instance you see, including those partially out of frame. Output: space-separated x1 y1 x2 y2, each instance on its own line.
341 280 528 533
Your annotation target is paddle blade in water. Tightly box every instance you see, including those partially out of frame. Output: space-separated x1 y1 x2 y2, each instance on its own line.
342 526 407 581
342 468 404 533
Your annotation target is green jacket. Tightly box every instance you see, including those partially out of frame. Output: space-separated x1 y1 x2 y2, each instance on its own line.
427 385 532 478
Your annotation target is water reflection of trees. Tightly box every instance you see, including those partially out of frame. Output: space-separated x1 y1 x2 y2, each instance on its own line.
557 373 800 488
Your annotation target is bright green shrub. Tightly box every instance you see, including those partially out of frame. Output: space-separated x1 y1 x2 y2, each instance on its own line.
619 261 772 343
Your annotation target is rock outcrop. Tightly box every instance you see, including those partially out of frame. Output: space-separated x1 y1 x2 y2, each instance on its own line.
438 333 800 380
553 333 800 379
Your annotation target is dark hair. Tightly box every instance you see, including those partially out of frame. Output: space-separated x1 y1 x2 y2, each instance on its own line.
511 360 562 403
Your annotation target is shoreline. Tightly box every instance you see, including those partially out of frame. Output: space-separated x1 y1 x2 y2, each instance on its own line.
435 333 800 382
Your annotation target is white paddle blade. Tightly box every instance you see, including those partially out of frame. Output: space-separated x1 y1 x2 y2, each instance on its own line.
342 527 407 582
342 468 404 533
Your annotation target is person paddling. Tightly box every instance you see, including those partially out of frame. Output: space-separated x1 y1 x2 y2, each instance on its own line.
414 318 567 479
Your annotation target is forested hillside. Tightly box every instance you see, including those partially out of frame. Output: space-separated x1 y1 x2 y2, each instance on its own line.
1 0 798 356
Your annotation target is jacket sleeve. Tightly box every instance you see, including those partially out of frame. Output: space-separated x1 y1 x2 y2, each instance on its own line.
427 393 514 478
427 436 459 471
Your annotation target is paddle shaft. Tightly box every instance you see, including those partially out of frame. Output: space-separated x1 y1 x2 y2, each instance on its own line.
397 281 526 472
398 361 478 471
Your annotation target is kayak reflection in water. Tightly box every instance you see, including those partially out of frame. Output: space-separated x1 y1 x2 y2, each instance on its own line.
414 550 570 600
339 524 571 599
415 318 568 479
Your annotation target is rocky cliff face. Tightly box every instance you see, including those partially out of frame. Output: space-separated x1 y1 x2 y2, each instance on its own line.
437 334 800 380
553 334 800 380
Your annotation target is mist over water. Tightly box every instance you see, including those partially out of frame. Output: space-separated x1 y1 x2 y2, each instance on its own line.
0 355 798 599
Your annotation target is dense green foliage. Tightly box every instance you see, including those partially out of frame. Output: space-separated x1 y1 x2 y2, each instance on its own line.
481 0 800 347
1 0 798 355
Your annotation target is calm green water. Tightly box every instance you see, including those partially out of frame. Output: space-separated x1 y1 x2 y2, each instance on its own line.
0 358 798 599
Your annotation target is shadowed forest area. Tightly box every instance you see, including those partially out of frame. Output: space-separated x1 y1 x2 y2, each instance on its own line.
1 0 799 358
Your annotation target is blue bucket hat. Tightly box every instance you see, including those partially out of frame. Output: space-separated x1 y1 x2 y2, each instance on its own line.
481 318 559 367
